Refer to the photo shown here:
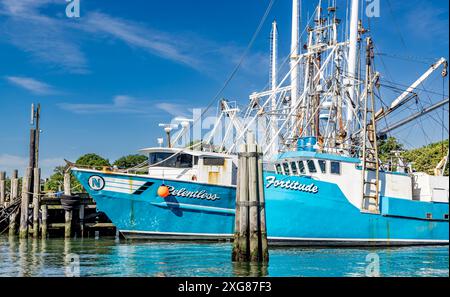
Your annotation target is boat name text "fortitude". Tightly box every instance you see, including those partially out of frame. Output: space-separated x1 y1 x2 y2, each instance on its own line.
167 186 221 201
265 176 319 194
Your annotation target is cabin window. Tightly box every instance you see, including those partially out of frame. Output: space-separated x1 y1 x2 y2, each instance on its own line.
275 163 282 174
330 161 341 175
298 161 306 174
203 157 225 166
307 160 317 173
283 163 291 175
177 154 193 168
149 152 176 167
318 160 327 173
193 156 199 166
444 214 449 220
290 162 298 175
149 152 193 168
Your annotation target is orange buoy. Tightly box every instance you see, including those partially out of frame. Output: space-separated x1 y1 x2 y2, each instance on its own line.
157 185 170 198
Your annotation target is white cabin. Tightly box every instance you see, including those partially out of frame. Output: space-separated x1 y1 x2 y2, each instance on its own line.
272 151 449 209
139 147 238 186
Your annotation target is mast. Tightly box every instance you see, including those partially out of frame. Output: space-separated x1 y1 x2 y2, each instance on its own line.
290 0 300 121
271 21 278 92
270 20 279 157
346 0 359 134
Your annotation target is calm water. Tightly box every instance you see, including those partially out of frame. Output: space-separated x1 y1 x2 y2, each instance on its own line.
0 236 448 277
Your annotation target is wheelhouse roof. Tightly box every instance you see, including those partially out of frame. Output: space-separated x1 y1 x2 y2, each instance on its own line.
139 147 235 159
276 150 361 164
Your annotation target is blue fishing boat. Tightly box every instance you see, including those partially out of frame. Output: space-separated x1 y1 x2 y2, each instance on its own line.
72 141 449 246
72 0 449 246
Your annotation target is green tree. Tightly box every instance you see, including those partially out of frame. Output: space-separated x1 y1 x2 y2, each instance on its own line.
113 154 147 169
403 140 449 175
378 137 404 163
44 166 84 193
76 153 110 169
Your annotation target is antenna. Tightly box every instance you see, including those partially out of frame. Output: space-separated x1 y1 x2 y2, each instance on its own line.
30 103 35 125
158 123 178 148
290 0 300 113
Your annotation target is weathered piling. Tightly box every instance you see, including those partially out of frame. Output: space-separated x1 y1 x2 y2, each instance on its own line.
64 210 72 238
232 132 268 263
63 172 72 238
247 135 260 262
257 146 269 262
79 204 85 237
41 204 47 239
9 170 19 236
64 173 71 196
232 143 248 261
19 167 32 238
0 171 5 206
32 168 40 238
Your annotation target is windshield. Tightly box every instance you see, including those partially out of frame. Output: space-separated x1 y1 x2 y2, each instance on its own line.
149 152 193 168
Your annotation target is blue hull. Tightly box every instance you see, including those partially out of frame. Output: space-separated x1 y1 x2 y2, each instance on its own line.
72 170 449 246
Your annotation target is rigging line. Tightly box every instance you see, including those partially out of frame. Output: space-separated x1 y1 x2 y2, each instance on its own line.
187 0 277 133
241 7 320 128
385 0 409 52
373 44 396 86
375 52 436 64
379 82 449 98
443 77 446 157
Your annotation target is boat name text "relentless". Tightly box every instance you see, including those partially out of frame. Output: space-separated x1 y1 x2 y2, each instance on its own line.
265 176 319 194
167 186 221 201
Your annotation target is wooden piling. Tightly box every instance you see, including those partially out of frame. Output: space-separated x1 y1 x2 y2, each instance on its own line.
32 168 40 238
9 170 19 236
79 204 85 238
239 143 249 262
247 135 260 262
232 143 249 262
65 210 73 238
64 173 71 195
257 146 269 262
41 204 47 239
19 167 32 239
63 172 73 238
232 146 243 260
232 132 268 263
0 171 5 207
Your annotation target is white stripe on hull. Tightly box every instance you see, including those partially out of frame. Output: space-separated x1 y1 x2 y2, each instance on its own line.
103 177 146 186
119 230 449 246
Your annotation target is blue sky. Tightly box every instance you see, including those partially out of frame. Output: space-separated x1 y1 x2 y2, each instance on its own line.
0 0 448 177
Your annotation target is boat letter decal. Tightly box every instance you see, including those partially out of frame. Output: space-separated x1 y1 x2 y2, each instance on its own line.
88 175 105 191
265 176 319 194
166 186 221 201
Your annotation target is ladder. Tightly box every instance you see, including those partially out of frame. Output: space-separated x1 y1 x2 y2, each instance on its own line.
361 37 380 213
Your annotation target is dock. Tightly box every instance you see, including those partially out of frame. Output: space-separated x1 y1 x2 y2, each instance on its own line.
0 170 116 239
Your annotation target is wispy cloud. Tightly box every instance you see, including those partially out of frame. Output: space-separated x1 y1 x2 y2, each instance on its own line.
155 103 190 117
82 12 203 70
0 0 89 73
0 0 267 77
402 0 449 42
59 95 193 118
58 95 146 114
5 76 56 95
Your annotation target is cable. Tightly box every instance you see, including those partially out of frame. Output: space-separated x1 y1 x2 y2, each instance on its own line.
187 0 277 133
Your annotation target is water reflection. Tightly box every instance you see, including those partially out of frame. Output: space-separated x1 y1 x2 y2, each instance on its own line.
232 262 268 277
0 236 448 277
